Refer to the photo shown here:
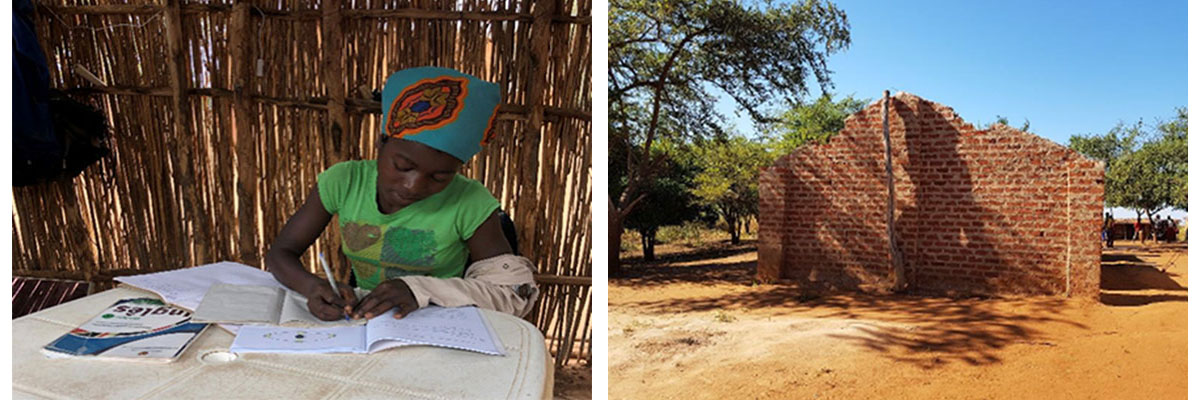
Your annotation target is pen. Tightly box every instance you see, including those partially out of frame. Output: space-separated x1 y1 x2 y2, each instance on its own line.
318 252 351 321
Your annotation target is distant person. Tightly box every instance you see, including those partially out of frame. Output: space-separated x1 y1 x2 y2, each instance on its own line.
1166 217 1178 242
1151 215 1161 243
1103 212 1114 248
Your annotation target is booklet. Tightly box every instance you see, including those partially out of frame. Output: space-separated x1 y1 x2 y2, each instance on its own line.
230 305 506 356
191 283 367 328
42 298 208 362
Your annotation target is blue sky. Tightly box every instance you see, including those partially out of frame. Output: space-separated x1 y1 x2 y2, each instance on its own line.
718 0 1188 219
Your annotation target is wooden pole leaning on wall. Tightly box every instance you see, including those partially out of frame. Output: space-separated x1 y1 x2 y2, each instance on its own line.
164 0 208 267
230 2 260 266
883 90 906 291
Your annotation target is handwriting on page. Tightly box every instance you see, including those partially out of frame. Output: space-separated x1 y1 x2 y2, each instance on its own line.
372 307 498 351
399 325 488 346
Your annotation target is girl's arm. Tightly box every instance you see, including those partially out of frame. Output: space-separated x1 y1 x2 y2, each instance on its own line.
265 184 357 320
466 211 515 261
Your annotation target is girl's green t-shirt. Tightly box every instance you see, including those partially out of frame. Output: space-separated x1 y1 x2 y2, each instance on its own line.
317 160 500 290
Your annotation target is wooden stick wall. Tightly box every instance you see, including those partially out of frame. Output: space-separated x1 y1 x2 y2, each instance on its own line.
15 0 591 367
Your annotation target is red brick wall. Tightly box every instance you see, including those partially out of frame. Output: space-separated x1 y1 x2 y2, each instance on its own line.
758 93 1103 298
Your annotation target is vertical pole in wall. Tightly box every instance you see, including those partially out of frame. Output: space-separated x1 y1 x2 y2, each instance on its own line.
231 2 260 266
1065 166 1072 296
883 91 905 291
520 1 552 264
322 0 348 166
164 0 206 267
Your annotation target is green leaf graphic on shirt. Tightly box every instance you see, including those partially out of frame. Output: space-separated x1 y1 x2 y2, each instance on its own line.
380 226 436 266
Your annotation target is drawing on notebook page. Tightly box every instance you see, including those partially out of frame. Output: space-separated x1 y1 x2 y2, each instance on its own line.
230 306 505 355
262 330 338 344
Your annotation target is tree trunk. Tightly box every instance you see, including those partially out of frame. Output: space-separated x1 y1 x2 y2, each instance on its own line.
609 199 624 277
725 211 740 245
640 229 656 261
1148 210 1159 243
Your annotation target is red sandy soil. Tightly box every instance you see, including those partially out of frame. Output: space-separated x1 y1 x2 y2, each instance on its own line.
609 239 1187 399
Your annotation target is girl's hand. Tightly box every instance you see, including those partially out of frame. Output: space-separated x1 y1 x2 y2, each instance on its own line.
352 279 419 319
304 279 357 321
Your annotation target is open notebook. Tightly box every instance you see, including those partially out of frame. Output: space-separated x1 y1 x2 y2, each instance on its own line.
230 305 506 356
116 262 506 356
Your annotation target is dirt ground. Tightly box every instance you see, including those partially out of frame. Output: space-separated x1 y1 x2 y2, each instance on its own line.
609 239 1187 399
554 363 592 399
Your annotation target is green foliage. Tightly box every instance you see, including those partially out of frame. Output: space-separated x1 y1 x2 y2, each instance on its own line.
1069 121 1143 170
619 229 642 253
1158 108 1188 209
610 0 852 125
988 115 1032 133
690 134 773 244
657 221 708 247
770 94 868 154
1159 107 1188 140
1069 120 1144 207
1069 108 1187 215
609 0 851 233
615 144 706 259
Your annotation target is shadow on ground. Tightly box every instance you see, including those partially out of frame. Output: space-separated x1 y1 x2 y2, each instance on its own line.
613 245 1087 369
614 240 759 286
1098 292 1188 306
619 239 759 266
614 259 757 286
1098 245 1188 307
613 242 1189 369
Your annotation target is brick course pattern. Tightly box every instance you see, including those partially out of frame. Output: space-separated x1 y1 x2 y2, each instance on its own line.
758 93 1104 298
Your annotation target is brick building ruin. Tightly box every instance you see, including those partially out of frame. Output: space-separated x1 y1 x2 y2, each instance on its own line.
757 92 1104 298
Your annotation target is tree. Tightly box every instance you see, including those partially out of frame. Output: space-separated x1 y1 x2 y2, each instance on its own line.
769 94 868 154
1069 120 1144 209
609 0 851 273
1156 107 1188 210
612 141 704 261
691 134 772 244
1069 108 1187 223
1108 139 1182 221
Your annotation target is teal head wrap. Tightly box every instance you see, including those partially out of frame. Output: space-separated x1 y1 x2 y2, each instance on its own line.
380 67 501 162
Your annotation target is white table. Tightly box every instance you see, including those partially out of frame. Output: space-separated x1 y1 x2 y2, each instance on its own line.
13 287 552 399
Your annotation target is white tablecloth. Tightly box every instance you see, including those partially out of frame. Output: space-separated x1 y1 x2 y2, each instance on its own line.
13 287 551 399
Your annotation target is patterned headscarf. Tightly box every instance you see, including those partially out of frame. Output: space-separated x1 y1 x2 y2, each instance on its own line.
380 67 501 162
